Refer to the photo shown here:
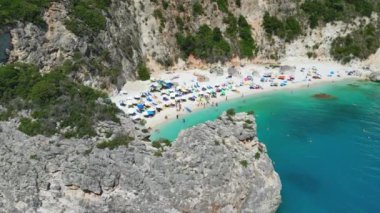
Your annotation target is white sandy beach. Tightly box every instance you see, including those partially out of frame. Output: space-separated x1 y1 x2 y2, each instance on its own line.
111 59 370 129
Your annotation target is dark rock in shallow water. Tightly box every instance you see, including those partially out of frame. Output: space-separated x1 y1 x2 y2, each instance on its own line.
312 93 337 100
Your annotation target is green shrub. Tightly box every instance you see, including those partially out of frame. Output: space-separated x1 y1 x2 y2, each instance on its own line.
162 0 169 9
238 15 256 58
137 61 151 81
30 154 38 160
0 109 15 121
255 152 260 159
0 63 121 138
331 23 380 63
301 0 378 28
263 13 302 41
193 1 203 16
240 160 248 168
18 117 53 136
212 0 229 13
226 108 236 116
0 0 51 27
175 16 184 31
152 138 172 149
176 25 231 63
96 134 134 150
64 0 111 36
245 119 253 124
154 150 163 157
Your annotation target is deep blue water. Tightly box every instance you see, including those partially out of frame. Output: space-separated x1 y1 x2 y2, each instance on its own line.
0 33 11 63
151 81 380 212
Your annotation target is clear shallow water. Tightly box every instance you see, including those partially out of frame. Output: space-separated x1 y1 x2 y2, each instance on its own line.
0 33 11 63
151 81 380 212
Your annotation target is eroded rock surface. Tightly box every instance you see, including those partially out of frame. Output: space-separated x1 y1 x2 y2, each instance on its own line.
0 112 281 212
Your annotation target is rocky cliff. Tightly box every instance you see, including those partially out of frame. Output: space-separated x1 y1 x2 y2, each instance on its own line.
5 0 380 90
0 112 281 212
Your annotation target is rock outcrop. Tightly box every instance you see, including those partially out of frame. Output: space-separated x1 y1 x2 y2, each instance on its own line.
369 72 380 82
8 1 141 91
0 112 281 212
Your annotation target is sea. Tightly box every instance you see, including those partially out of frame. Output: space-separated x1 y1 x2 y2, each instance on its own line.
151 80 380 212
0 32 11 63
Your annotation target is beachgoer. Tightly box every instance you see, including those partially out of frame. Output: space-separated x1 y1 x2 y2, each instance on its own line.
176 114 179 119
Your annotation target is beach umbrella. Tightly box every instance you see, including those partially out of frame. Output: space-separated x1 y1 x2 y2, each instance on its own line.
137 104 144 110
147 109 155 116
134 95 141 100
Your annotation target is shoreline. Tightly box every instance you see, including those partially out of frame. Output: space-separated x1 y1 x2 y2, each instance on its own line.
146 76 363 129
111 59 370 130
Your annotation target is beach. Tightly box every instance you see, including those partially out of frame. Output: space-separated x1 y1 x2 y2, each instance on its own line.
111 59 369 129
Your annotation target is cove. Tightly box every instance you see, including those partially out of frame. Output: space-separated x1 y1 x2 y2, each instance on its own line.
151 80 380 212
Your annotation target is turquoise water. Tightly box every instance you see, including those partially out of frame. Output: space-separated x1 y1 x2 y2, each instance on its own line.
0 33 11 63
151 81 380 212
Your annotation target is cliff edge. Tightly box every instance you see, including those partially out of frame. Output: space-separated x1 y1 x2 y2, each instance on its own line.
0 112 281 212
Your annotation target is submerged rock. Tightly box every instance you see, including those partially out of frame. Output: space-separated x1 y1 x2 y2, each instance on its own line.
312 93 337 100
0 112 281 212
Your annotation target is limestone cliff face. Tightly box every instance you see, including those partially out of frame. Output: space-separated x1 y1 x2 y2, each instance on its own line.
10 0 380 89
0 112 281 212
9 1 141 91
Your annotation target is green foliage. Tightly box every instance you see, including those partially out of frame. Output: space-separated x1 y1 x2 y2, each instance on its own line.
226 108 236 116
176 25 231 63
212 0 229 13
284 16 302 41
154 150 163 157
263 13 302 41
238 15 256 58
96 134 134 150
178 4 185 12
152 138 171 156
162 0 169 10
0 63 121 138
247 111 255 115
0 109 14 121
30 154 38 160
175 16 184 31
152 138 172 148
235 0 241 7
137 61 151 81
0 0 51 26
153 9 166 31
224 13 238 37
240 160 248 168
65 0 110 36
255 152 261 160
331 23 380 63
263 12 283 35
193 1 203 16
301 0 378 28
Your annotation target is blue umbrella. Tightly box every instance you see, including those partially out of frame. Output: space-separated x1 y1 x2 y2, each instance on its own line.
137 104 144 110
